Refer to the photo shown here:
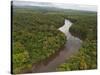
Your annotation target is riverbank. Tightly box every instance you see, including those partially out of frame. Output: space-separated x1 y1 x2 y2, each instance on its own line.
28 19 82 73
57 15 97 71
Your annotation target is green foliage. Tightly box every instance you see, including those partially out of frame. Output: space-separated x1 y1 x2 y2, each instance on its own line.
57 40 97 71
12 6 97 73
57 13 97 71
12 8 66 73
12 42 31 73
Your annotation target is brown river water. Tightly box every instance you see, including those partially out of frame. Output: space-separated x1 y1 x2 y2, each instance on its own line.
24 19 82 73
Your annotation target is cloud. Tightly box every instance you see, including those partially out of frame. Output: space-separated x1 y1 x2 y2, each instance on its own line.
13 1 97 11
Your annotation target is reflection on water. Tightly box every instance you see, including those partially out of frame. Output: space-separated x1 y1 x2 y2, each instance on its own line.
30 19 82 73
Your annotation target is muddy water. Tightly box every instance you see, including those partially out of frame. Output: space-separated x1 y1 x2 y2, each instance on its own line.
31 19 82 73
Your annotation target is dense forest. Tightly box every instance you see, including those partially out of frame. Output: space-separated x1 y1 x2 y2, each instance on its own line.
12 7 67 73
57 12 97 71
12 5 97 74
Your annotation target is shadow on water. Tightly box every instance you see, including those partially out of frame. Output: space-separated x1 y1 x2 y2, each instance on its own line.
24 19 82 73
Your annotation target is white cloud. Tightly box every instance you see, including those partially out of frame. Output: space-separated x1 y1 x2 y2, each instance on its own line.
13 1 97 11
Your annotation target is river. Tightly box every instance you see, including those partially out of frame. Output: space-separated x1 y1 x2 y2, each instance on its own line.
28 19 82 73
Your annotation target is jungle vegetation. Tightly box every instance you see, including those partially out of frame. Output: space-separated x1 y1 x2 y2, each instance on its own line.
57 12 97 71
12 5 97 73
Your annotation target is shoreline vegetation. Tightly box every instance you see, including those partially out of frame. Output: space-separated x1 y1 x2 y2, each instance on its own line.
12 8 67 73
12 5 97 74
29 19 82 73
57 14 97 71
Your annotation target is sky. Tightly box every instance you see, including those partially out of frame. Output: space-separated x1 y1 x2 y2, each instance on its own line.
13 1 97 11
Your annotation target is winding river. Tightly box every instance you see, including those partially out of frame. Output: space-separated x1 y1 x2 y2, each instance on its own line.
30 19 82 73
